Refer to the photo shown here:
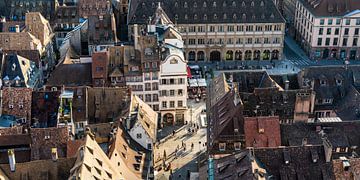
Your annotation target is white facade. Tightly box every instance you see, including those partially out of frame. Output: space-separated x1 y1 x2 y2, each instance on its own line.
159 46 188 126
128 123 154 150
295 2 360 60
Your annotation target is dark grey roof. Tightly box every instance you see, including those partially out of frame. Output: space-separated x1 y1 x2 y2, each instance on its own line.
129 0 285 24
298 0 360 17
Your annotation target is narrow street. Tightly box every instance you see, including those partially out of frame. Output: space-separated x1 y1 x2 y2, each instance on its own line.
154 100 206 180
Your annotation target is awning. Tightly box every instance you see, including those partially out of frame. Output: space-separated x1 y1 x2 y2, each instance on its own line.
197 79 207 87
189 79 198 87
187 66 192 78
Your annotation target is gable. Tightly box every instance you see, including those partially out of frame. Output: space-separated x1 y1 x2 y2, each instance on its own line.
160 55 187 75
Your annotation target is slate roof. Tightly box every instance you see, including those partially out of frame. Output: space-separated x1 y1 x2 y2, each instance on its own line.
46 63 92 87
281 121 360 157
129 0 285 24
254 145 335 180
298 0 360 17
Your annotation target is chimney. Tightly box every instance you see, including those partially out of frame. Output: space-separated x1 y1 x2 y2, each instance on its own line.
285 80 289 90
322 137 333 162
126 114 131 130
51 148 58 161
302 138 308 146
15 25 20 33
8 149 16 172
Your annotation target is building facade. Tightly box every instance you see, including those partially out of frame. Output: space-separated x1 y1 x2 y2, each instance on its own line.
294 0 360 60
129 0 285 62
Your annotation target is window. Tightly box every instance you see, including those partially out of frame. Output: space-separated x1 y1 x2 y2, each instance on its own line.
323 99 333 104
234 142 241 150
326 28 331 35
152 73 158 80
336 19 341 25
353 38 358 46
317 38 322 46
255 25 262 31
198 26 205 32
136 133 142 139
227 26 234 32
319 28 323 35
162 101 167 108
170 90 175 96
145 83 151 91
170 101 175 108
246 25 253 31
343 38 348 46
153 94 158 101
144 62 150 69
218 26 224 32
328 19 333 25
145 94 152 102
320 79 326 86
178 78 185 84
236 38 243 44
178 101 183 107
178 89 183 96
219 143 226 151
236 25 243 31
246 38 252 44
345 19 350 25
333 38 338 46
335 28 339 35
152 82 158 90
344 28 349 35
336 79 342 86
320 19 324 25
198 39 205 44
209 26 215 32
355 28 359 35
188 26 195 32
188 39 196 45
325 38 330 46
144 73 150 81
96 67 103 72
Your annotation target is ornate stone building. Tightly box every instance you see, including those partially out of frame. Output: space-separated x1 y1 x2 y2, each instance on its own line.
128 0 285 62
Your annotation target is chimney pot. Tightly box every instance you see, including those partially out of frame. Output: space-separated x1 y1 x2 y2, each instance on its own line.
15 25 20 33
51 148 58 161
8 149 16 172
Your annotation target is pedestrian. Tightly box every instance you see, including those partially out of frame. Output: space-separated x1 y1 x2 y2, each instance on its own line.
172 130 176 136
191 143 194 150
181 140 184 148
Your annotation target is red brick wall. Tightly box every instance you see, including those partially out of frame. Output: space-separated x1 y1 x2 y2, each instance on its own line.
244 116 281 148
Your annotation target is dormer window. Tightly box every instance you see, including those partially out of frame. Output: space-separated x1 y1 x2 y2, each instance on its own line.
185 14 188 20
193 2 197 8
204 14 208 20
223 2 226 7
175 14 178 20
203 2 207 7
242 1 246 7
219 143 226 151
260 1 264 6
233 14 237 19
336 79 342 86
175 2 178 7
320 79 327 86
214 14 217 19
184 2 188 8
213 2 217 7
194 14 198 20
251 1 254 6
223 13 227 19
234 142 241 150
232 1 236 7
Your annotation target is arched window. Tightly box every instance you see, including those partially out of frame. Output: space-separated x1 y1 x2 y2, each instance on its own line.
263 50 270 60
253 50 261 60
272 50 280 60
235 51 242 60
245 50 252 60
197 51 205 61
188 51 196 61
226 50 234 60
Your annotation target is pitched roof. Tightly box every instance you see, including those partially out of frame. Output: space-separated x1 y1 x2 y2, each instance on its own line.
129 0 285 24
46 63 92 87
129 95 158 141
31 91 61 128
69 134 123 180
108 126 150 179
254 145 335 179
0 157 76 180
244 116 281 148
298 0 360 17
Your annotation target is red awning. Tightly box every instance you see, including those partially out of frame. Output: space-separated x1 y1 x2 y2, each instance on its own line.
187 66 192 78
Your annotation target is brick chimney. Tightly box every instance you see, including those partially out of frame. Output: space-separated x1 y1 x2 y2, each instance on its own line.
8 149 16 172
